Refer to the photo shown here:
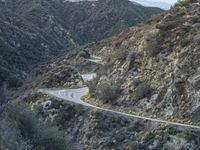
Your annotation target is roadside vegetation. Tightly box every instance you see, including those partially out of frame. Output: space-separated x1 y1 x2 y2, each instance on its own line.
0 102 70 150
87 76 121 104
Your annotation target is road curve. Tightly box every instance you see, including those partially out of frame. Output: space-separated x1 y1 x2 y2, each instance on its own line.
87 55 102 64
39 56 200 130
39 87 93 107
81 73 97 82
39 87 200 129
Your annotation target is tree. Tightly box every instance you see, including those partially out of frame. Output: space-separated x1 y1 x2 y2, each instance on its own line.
0 82 8 104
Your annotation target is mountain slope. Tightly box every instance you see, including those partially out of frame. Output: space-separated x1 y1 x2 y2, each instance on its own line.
84 0 200 122
0 0 163 88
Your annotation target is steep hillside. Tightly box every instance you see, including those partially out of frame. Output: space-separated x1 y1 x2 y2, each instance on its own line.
26 0 199 128
61 0 163 44
84 0 200 123
0 0 162 88
0 7 68 88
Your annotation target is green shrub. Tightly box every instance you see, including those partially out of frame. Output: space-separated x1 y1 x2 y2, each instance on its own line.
87 76 100 97
134 82 153 100
190 15 199 24
0 66 22 88
34 126 69 150
7 76 23 88
193 32 200 44
0 67 11 81
113 49 128 63
5 103 40 138
143 29 161 56
1 102 70 150
177 0 190 7
180 38 190 47
167 127 179 135
156 21 177 31
147 13 164 23
98 60 114 75
184 130 200 143
97 83 121 104
143 131 156 143
127 51 136 70
0 117 33 150
132 79 142 87
78 50 90 58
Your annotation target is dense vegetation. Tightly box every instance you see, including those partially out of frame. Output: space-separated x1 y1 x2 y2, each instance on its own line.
0 102 69 150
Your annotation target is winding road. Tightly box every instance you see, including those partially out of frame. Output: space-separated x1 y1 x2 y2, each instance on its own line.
81 73 97 82
87 55 102 64
39 56 200 130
